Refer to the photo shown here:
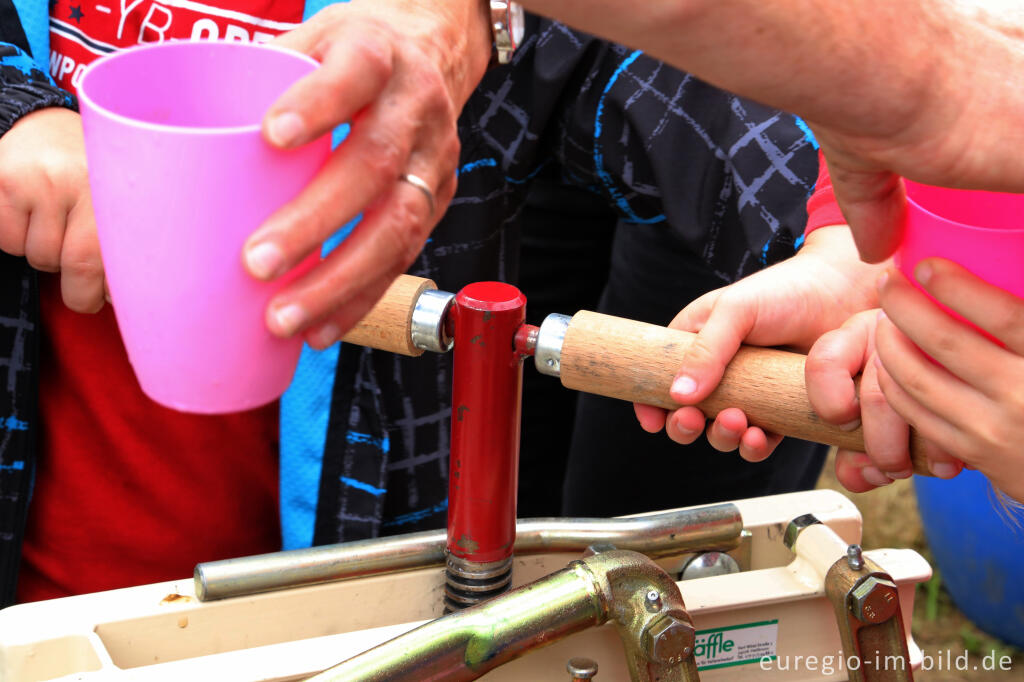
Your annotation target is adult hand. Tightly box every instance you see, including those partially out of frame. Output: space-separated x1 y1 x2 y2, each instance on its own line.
242 0 492 348
0 107 104 312
634 225 883 460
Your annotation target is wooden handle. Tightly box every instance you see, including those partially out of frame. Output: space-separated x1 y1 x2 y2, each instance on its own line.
560 311 931 476
340 274 435 356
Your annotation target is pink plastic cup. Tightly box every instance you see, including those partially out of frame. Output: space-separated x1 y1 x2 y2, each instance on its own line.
78 41 328 413
897 181 1024 329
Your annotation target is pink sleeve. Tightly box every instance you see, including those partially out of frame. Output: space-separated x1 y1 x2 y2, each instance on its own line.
805 151 846 235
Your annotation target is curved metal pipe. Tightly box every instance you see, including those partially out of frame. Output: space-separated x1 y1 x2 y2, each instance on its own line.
306 550 699 682
195 503 741 601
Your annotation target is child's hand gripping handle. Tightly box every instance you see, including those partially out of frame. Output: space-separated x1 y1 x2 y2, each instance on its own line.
340 280 931 475
558 311 931 476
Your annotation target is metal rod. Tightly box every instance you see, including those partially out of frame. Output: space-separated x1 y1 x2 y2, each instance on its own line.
310 561 604 681
306 550 700 682
195 504 742 601
446 282 527 609
514 324 540 356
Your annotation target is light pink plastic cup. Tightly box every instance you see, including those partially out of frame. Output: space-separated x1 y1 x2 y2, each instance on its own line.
78 41 328 413
897 181 1024 329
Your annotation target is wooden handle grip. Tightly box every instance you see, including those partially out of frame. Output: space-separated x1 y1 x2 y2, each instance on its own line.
560 311 931 476
340 274 435 356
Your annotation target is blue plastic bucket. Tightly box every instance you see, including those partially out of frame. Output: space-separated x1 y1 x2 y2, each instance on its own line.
914 469 1024 646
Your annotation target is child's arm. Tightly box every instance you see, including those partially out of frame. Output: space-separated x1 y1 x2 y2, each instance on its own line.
0 43 104 312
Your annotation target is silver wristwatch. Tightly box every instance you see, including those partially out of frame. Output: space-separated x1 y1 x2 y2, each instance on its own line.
489 1 525 65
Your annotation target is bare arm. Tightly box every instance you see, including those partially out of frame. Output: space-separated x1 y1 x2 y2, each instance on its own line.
516 0 1024 261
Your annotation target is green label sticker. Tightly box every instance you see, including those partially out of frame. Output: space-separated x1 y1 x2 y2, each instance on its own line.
695 619 779 670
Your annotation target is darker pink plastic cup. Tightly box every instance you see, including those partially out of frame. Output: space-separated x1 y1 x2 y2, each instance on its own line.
897 181 1024 323
78 41 328 413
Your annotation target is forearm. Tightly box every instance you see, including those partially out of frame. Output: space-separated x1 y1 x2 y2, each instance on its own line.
517 1 1024 188
516 1 939 127
798 224 887 336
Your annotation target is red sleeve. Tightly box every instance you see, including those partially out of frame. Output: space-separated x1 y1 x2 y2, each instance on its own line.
805 150 847 235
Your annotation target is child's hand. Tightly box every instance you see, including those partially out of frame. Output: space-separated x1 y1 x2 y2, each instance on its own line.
873 259 1024 503
806 258 1024 502
0 107 104 312
633 225 884 460
806 308 962 491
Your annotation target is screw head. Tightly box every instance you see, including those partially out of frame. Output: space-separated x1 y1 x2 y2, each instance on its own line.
847 544 865 570
642 612 696 664
645 590 663 612
850 576 899 624
567 656 599 679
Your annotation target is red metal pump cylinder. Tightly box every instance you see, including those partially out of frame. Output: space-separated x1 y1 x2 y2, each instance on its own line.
447 281 526 564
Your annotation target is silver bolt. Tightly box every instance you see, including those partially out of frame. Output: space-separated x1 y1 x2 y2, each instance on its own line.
847 544 864 571
567 656 599 680
645 589 663 612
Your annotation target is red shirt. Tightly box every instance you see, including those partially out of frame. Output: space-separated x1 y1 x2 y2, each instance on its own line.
17 0 305 602
805 150 846 235
47 0 302 92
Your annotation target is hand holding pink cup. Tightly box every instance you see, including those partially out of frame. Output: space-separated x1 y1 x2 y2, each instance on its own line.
897 181 1024 325
78 41 329 414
